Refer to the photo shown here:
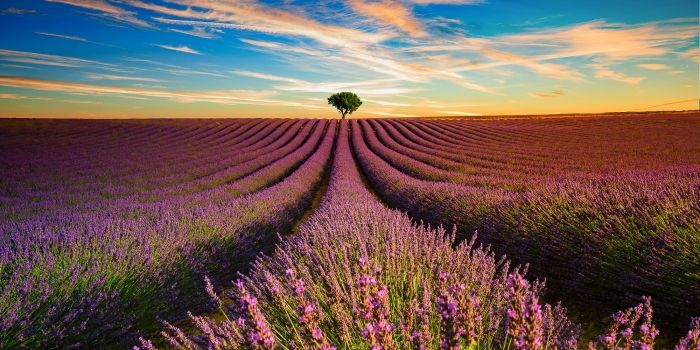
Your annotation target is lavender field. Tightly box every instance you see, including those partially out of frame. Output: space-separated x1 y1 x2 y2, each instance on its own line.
1 113 699 349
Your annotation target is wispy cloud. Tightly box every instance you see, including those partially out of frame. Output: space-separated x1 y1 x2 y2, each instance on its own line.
476 47 585 80
36 31 87 42
0 63 37 69
1 7 37 15
636 63 669 71
348 0 426 37
58 99 102 104
233 70 305 84
130 1 391 47
154 44 202 55
157 68 225 78
499 20 698 61
237 38 495 93
589 62 645 84
86 73 165 82
238 38 330 57
0 76 274 105
406 19 696 82
0 93 26 99
170 27 223 39
122 57 226 77
529 90 566 98
0 76 327 110
45 0 149 27
233 70 420 95
0 48 106 68
678 47 700 62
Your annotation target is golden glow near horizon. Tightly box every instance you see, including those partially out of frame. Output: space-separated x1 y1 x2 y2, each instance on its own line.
0 1 697 118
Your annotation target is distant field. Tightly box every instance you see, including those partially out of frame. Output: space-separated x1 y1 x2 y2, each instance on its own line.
1 112 698 348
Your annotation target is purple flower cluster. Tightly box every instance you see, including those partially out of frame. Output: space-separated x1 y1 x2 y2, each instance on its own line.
436 277 461 350
675 318 700 350
235 279 276 349
506 273 544 350
588 297 659 350
403 285 433 350
436 273 484 350
355 258 396 350
286 268 335 349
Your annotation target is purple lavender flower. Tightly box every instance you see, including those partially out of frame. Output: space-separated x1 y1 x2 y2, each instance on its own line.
506 273 544 350
235 279 276 349
437 285 461 350
675 318 700 350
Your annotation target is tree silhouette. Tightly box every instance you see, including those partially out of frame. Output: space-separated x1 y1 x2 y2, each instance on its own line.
327 92 362 119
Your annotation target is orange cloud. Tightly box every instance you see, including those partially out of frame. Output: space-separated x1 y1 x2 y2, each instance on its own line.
529 90 565 98
501 20 697 61
0 93 26 99
473 48 584 81
0 76 275 104
425 20 696 82
348 0 426 37
589 63 645 84
636 63 669 70
0 76 333 110
678 47 700 62
122 0 391 47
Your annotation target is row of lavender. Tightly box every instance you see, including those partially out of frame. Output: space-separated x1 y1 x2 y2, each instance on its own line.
141 121 699 350
0 119 334 348
351 115 700 333
2 119 307 214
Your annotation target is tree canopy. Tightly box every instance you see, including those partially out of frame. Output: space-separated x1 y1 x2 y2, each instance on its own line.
327 92 362 119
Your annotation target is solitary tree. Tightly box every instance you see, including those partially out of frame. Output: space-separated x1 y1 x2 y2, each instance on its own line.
327 92 362 119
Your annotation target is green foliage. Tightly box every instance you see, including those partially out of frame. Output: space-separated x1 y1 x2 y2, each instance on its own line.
327 92 362 119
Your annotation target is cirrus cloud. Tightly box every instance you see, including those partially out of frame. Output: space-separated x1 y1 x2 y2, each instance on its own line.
154 44 202 55
0 76 273 105
45 0 149 27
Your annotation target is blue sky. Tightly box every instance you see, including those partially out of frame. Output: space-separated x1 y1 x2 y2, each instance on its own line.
0 0 697 118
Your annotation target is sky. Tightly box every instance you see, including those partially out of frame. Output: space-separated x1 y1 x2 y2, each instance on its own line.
0 0 697 118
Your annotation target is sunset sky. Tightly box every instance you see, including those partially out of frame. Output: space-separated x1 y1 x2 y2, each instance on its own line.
0 0 697 118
